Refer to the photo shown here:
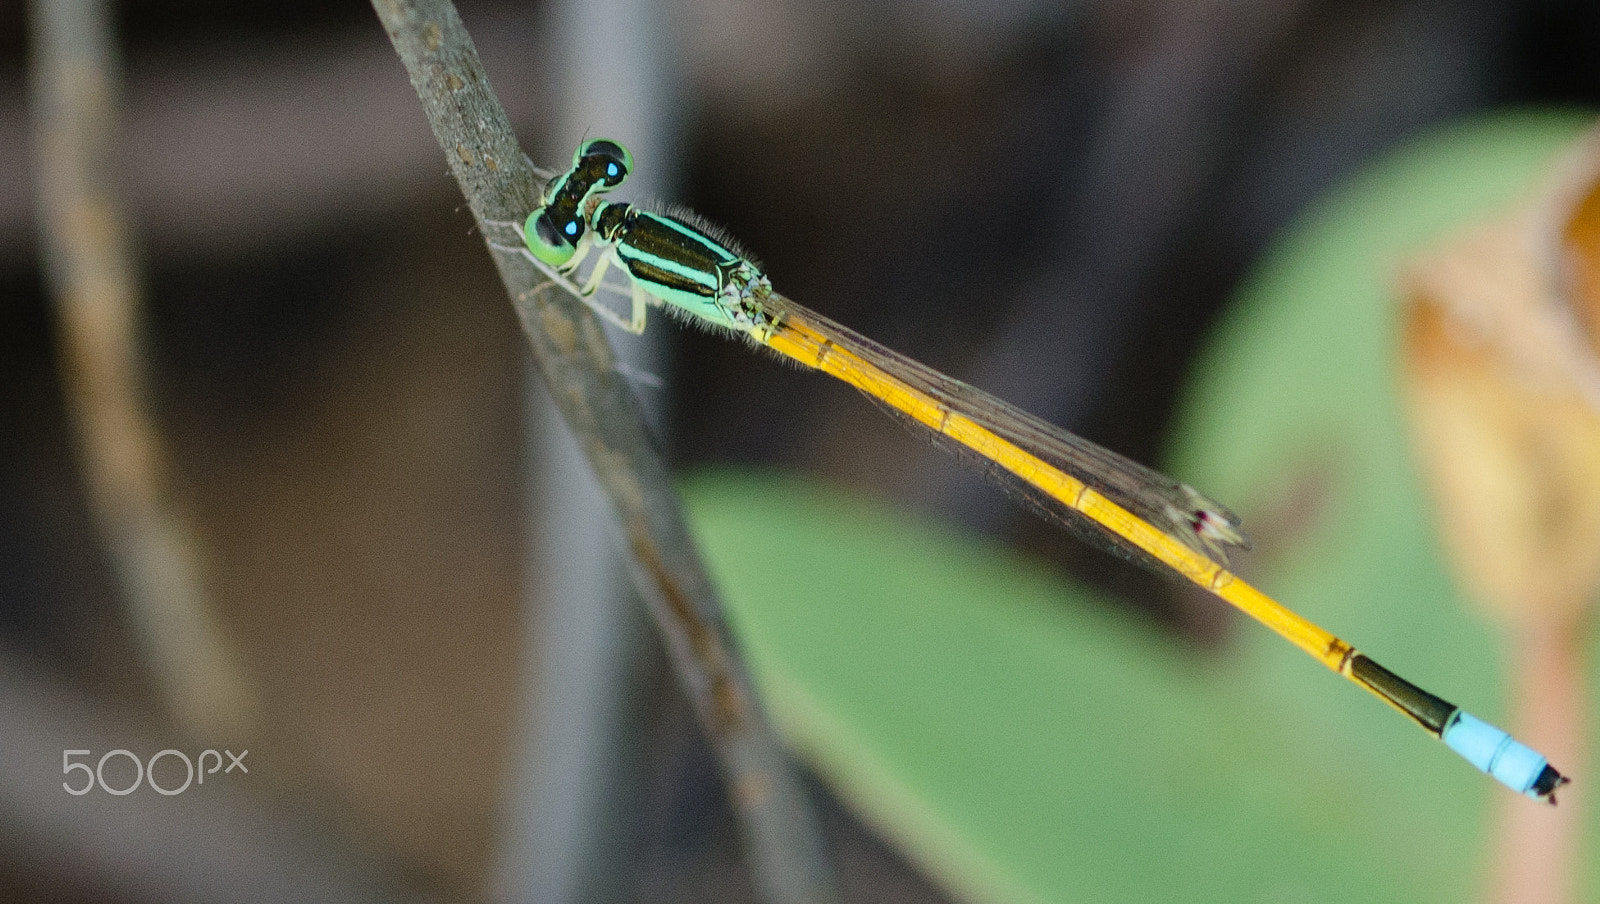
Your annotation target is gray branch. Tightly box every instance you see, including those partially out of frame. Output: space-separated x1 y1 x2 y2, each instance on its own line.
368 2 839 901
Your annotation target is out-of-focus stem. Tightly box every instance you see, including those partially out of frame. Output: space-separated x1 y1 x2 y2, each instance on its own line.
30 0 256 740
1489 621 1589 904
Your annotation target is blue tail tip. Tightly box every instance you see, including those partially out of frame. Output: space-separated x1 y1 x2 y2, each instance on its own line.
1442 711 1569 805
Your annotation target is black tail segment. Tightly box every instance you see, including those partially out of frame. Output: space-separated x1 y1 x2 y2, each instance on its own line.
1348 654 1457 736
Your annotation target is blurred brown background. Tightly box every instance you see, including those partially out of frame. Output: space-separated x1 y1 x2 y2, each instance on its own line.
3 0 1600 902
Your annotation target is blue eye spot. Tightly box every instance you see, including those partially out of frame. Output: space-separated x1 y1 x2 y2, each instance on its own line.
564 221 579 236
607 163 619 177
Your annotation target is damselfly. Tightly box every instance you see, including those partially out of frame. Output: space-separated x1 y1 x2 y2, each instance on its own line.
497 138 1569 804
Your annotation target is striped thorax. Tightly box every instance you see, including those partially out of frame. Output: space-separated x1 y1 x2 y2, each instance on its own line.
590 201 773 334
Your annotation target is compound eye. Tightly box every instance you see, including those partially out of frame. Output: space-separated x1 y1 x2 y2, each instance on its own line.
525 210 578 266
579 138 633 187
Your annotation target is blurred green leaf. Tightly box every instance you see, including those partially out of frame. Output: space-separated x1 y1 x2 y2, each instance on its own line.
683 110 1597 904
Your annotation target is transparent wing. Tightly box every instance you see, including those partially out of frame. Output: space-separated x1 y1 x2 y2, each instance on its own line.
757 293 1250 571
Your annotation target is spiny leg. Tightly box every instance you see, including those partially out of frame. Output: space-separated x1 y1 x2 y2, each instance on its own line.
485 223 642 333
626 278 651 334
479 216 528 245
483 237 600 316
571 247 649 334
513 245 639 333
486 237 529 257
512 277 559 305
578 246 614 297
573 280 649 334
503 249 641 332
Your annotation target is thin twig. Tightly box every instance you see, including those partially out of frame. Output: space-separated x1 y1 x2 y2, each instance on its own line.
368 2 839 901
30 0 256 741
